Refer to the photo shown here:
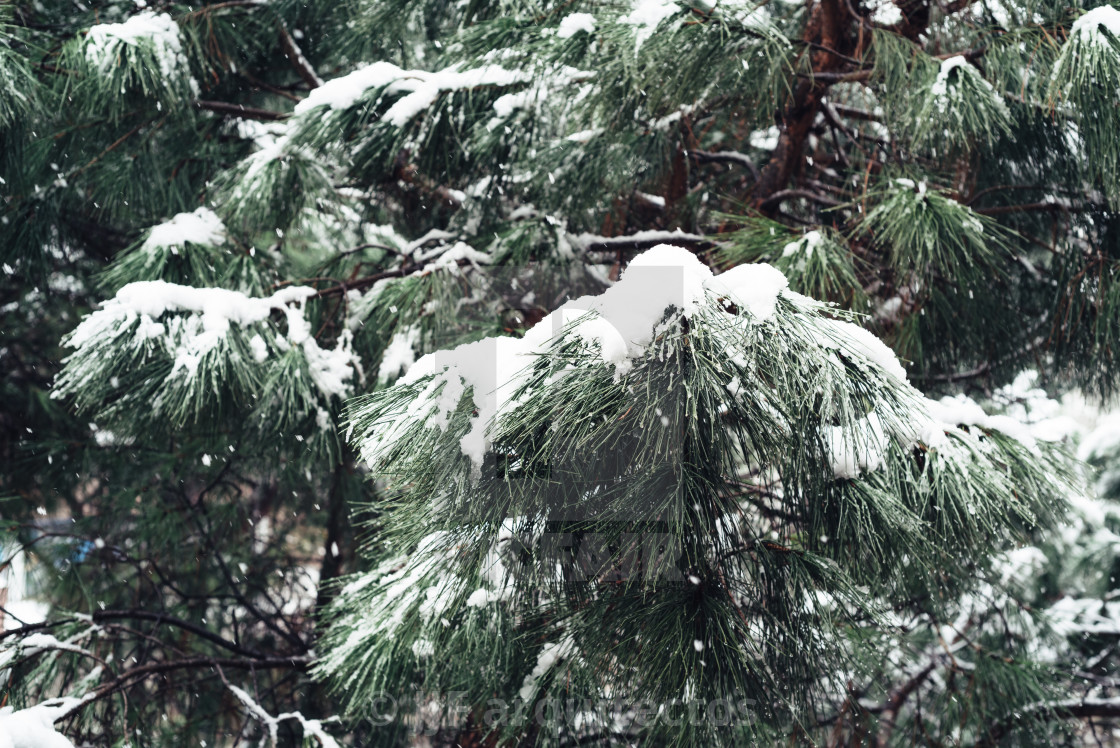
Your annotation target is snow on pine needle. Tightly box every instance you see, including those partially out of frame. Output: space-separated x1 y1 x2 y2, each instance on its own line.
320 246 1071 739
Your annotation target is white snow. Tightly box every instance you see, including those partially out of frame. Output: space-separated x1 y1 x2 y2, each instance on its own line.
141 207 226 254
1080 411 1120 462
384 66 527 127
931 56 970 100
825 413 888 478
85 12 188 83
929 56 1008 117
249 334 269 363
781 230 822 258
558 13 597 38
518 637 575 701
1071 5 1120 43
378 326 420 382
749 126 781 151
568 229 707 250
493 91 532 118
294 62 407 113
227 685 340 748
66 281 315 353
816 317 908 382
867 0 903 25
294 61 528 127
61 281 359 398
621 0 680 50
565 127 603 143
706 262 789 321
365 245 802 476
922 394 1038 452
420 241 492 273
0 698 85 748
302 330 360 399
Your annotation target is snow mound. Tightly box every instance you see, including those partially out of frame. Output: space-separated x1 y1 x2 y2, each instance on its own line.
141 207 227 254
85 12 188 82
294 61 529 126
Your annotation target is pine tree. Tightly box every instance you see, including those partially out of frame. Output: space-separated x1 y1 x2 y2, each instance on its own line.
4 0 1120 745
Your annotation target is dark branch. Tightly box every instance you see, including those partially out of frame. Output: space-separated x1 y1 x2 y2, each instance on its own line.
194 100 290 122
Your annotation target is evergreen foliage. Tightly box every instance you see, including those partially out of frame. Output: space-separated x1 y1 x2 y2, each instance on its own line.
3 0 1120 745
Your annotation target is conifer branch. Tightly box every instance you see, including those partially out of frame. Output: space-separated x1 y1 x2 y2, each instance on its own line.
686 149 761 180
974 698 1120 748
193 100 290 121
276 21 323 89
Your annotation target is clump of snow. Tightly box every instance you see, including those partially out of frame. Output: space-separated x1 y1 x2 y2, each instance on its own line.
566 127 604 143
303 330 360 399
66 281 315 354
749 126 780 151
248 334 269 363
0 698 85 748
1071 5 1120 44
931 56 970 100
493 90 533 118
294 61 529 127
825 413 888 478
913 393 1041 454
781 230 822 258
558 13 597 38
816 317 908 382
294 62 407 113
867 0 903 26
61 281 359 398
418 241 492 274
141 207 226 255
227 684 341 748
929 56 1008 117
706 262 789 321
1080 412 1120 462
519 637 575 701
378 327 420 382
85 12 190 84
364 245 871 477
621 0 680 50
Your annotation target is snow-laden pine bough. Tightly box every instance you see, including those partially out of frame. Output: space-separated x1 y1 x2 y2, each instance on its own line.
316 245 1072 744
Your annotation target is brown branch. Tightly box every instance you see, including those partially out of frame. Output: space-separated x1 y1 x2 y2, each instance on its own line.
831 102 881 121
71 121 147 178
276 22 323 89
753 0 858 212
876 661 939 746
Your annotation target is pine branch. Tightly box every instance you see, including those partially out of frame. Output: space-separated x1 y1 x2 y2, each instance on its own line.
875 660 939 746
974 698 1120 748
89 610 267 658
276 21 323 89
193 100 290 121
686 149 760 181
571 230 717 253
758 188 844 209
58 655 312 720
